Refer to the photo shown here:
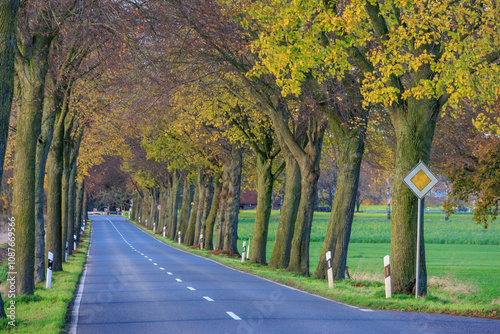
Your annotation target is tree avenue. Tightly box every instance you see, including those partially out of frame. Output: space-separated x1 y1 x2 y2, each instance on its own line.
1 1 499 319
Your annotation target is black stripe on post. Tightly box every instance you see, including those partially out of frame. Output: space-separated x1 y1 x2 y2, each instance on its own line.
327 259 332 270
48 259 53 271
385 264 390 278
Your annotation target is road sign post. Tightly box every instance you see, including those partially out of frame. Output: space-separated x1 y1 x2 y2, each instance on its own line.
384 255 391 298
403 161 438 298
46 252 54 288
241 241 247 263
326 251 334 289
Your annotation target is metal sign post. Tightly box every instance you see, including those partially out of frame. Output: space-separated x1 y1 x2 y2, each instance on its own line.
403 161 438 298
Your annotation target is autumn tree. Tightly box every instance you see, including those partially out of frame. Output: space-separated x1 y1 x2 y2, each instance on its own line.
242 0 500 294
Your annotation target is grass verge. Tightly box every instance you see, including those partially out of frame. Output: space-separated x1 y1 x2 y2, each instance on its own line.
131 219 500 320
0 222 91 333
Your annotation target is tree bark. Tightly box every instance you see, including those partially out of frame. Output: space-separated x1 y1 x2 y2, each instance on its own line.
250 153 274 264
390 100 438 295
13 31 52 295
313 122 366 280
222 145 242 254
214 169 228 251
177 175 192 242
61 116 74 261
46 92 70 272
66 127 83 254
0 0 19 188
269 151 301 269
199 174 213 246
185 171 200 246
204 171 222 250
194 171 206 245
75 180 84 244
167 170 180 239
0 0 19 313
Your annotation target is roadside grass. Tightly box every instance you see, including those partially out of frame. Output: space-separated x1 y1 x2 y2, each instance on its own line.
0 223 91 333
130 211 500 319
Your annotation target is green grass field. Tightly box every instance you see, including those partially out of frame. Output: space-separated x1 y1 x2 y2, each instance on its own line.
235 210 500 308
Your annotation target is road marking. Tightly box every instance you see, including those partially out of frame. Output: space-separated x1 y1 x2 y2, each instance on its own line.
187 287 195 291
360 309 374 312
149 259 153 261
226 312 241 320
153 263 158 266
175 278 182 282
167 272 173 275
141 253 144 255
160 267 165 270
203 296 214 301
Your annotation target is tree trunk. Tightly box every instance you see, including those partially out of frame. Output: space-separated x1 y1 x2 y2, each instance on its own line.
13 33 52 295
250 153 274 264
177 175 192 242
0 0 19 311
66 158 77 254
75 180 84 244
82 189 88 222
61 117 74 261
199 175 213 246
215 166 229 251
204 172 222 250
0 0 19 188
222 145 242 254
167 171 180 239
194 171 206 245
269 151 301 269
313 125 365 280
390 100 438 295
185 171 200 246
46 96 70 272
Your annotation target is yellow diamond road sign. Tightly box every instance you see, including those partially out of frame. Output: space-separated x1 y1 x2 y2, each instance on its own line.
404 161 438 199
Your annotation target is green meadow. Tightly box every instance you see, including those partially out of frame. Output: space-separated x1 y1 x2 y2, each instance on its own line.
235 210 500 309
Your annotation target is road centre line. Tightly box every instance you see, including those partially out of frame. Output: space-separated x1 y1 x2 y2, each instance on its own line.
187 287 195 291
175 278 182 282
226 312 241 320
203 296 214 302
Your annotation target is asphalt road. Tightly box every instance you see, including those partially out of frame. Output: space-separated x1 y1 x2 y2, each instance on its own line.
69 216 500 334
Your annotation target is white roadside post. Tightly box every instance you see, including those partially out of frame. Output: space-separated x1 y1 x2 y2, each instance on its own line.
326 251 334 289
153 222 155 232
139 216 141 223
163 226 166 237
384 255 391 298
65 241 68 262
246 238 251 259
178 231 181 244
73 234 77 252
200 234 203 249
403 161 438 299
46 252 54 288
241 241 247 263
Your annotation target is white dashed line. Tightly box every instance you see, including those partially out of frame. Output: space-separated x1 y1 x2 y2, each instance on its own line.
360 309 374 312
153 263 158 266
175 278 182 282
227 312 241 320
149 259 152 261
167 272 173 275
160 267 165 270
203 296 214 302
187 287 195 291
